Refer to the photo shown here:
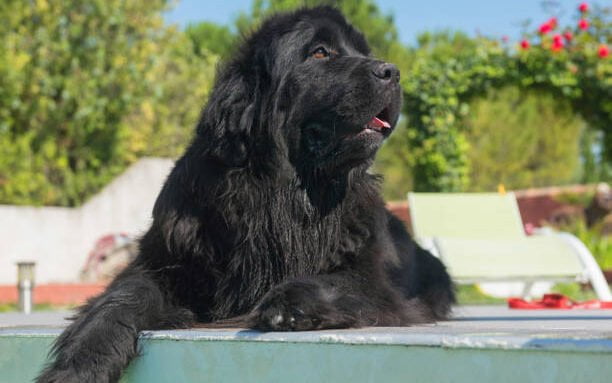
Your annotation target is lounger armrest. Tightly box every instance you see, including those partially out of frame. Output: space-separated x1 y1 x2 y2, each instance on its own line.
555 232 612 301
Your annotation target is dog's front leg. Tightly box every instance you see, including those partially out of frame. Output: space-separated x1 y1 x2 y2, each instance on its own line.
36 268 194 383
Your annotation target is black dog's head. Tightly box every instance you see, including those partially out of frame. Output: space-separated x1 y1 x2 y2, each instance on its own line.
199 6 401 176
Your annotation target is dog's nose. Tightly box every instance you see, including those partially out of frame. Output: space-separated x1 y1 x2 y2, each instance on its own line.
372 63 400 82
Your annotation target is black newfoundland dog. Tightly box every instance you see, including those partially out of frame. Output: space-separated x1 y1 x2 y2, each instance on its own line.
38 6 454 382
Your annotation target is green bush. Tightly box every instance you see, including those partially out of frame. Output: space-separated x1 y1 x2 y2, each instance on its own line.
455 285 506 305
465 86 583 191
0 0 216 206
1 0 609 204
553 190 595 207
558 220 612 269
551 282 598 301
399 6 611 191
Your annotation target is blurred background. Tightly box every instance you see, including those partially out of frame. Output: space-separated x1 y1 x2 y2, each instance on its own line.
0 0 610 311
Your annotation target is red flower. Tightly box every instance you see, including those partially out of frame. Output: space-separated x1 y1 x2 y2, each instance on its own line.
563 31 573 42
579 19 589 30
538 18 558 34
520 40 530 50
551 41 564 52
579 3 589 13
551 34 564 52
539 22 552 34
599 45 610 59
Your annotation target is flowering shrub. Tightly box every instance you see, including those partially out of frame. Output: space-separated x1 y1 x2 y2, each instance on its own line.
520 39 530 49
402 3 611 191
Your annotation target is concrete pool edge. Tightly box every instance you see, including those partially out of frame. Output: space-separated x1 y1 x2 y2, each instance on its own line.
2 325 611 353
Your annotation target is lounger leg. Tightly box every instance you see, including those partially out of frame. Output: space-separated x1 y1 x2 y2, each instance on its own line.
558 233 612 301
521 282 534 299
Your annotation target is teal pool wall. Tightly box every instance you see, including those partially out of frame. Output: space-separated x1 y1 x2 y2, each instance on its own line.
1 330 611 383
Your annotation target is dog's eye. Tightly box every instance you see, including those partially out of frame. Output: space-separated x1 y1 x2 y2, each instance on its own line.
312 47 329 59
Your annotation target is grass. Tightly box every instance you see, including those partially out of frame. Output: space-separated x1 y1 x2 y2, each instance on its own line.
456 285 506 305
550 282 599 301
0 303 16 312
0 303 76 313
0 283 604 312
456 283 604 305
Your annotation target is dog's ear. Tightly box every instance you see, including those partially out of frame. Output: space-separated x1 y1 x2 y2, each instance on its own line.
197 56 266 167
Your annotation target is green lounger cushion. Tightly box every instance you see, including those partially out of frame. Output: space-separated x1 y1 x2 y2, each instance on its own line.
435 236 584 281
408 193 525 239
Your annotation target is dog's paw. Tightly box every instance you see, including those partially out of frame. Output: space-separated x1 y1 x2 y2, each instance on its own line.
250 280 345 331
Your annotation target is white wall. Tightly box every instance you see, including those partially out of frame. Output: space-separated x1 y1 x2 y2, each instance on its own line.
0 158 174 285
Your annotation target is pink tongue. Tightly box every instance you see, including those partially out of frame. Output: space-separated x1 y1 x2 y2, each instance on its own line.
369 116 391 129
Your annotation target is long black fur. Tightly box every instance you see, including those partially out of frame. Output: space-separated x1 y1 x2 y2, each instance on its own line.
37 7 454 382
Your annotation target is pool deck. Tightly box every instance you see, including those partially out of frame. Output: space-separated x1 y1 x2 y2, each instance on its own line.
1 306 611 383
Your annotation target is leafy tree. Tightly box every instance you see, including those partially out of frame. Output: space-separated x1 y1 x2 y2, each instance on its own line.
2 0 608 205
0 0 217 206
400 5 611 192
580 129 611 183
373 120 414 199
124 29 217 160
185 22 236 60
465 86 583 191
376 31 486 197
377 81 585 199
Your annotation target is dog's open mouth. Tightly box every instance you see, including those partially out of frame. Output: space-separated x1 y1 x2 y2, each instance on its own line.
364 107 391 134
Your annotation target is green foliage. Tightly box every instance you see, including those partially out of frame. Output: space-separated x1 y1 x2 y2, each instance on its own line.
374 121 414 200
553 190 595 207
185 22 236 60
1 0 610 205
559 220 612 269
455 285 505 305
0 302 72 313
458 282 603 304
465 86 583 191
400 34 501 191
551 282 598 301
0 0 165 205
398 7 611 192
123 30 217 160
0 303 14 313
0 0 217 206
580 129 612 183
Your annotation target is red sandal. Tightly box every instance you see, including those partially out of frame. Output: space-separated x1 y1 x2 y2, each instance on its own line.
508 293 612 309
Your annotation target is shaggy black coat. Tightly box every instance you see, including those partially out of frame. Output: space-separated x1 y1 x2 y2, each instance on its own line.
37 7 454 382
